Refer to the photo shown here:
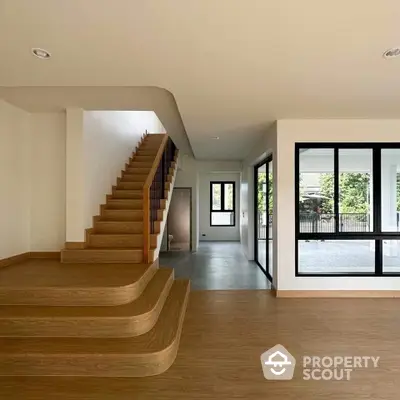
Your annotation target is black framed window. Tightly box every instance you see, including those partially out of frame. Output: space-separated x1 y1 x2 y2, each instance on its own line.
210 181 235 226
295 143 400 276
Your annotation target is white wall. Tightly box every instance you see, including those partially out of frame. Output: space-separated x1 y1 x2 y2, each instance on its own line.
276 119 400 291
66 108 85 242
83 111 165 230
199 172 240 241
240 123 277 265
0 100 30 258
30 112 66 251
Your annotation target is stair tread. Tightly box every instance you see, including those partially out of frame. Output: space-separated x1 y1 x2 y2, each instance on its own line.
90 233 143 237
71 248 144 251
0 280 189 354
0 260 152 288
0 269 173 318
98 219 142 224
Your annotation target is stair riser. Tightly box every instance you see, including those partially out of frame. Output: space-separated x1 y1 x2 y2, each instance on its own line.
106 200 142 210
89 235 144 248
120 174 148 182
127 162 153 168
0 353 174 376
112 190 142 199
135 151 158 156
94 222 143 234
61 250 145 264
100 210 143 221
116 182 143 190
88 234 157 248
0 276 173 338
133 156 155 163
125 167 151 174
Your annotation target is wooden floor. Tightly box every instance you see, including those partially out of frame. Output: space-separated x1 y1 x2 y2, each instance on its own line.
1 290 399 399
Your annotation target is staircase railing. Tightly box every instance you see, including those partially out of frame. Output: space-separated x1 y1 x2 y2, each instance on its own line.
143 135 177 263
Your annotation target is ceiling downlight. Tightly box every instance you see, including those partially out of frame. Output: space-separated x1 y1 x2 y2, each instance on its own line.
32 48 51 59
383 47 400 59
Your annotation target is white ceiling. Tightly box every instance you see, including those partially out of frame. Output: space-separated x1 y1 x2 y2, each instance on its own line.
1 0 400 160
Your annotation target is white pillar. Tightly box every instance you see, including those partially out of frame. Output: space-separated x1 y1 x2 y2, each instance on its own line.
65 108 85 243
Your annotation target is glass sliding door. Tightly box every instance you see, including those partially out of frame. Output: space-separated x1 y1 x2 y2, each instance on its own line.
268 159 273 279
255 156 273 280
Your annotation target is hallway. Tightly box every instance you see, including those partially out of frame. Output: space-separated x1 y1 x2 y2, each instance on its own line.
160 242 270 290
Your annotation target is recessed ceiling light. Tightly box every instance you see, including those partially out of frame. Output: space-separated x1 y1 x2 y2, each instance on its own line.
32 48 51 59
383 47 400 59
211 136 220 140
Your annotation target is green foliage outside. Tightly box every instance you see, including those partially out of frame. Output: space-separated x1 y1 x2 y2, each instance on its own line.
257 172 273 214
319 173 370 213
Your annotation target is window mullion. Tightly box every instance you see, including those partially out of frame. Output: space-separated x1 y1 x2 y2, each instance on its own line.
373 147 381 234
221 183 225 212
334 148 339 233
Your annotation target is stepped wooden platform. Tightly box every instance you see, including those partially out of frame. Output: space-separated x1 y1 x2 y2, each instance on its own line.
0 133 189 378
0 259 190 376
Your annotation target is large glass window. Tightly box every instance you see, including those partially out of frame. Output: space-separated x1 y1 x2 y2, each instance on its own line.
296 143 400 276
210 182 235 226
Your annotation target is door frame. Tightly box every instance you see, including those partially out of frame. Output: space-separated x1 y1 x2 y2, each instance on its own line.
166 187 192 252
254 155 273 281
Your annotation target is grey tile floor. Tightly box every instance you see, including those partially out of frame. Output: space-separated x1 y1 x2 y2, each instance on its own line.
160 241 271 290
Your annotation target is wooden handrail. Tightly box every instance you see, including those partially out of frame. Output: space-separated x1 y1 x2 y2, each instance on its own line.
143 134 169 263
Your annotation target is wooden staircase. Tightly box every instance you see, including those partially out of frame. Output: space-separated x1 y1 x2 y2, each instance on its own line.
62 134 173 264
0 133 190 377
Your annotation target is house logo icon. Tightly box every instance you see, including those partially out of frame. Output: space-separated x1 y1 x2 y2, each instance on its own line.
261 344 296 380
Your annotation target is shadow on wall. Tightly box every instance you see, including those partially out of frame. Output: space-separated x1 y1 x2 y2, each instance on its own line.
166 188 191 252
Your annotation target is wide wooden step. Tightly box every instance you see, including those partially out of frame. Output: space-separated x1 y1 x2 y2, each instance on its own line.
0 260 157 306
0 280 190 377
61 248 145 264
94 221 143 234
112 189 142 199
101 209 143 221
106 199 142 209
0 269 174 338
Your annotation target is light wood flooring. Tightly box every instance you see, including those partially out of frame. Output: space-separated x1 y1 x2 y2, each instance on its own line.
1 290 399 399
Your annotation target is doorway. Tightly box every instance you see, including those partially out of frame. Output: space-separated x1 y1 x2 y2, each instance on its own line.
166 187 192 252
254 156 273 281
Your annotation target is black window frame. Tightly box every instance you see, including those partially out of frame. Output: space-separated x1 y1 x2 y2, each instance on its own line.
295 142 400 277
210 181 236 227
